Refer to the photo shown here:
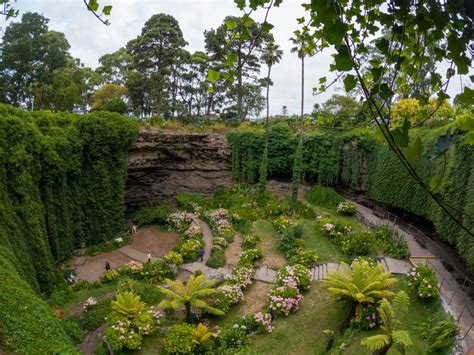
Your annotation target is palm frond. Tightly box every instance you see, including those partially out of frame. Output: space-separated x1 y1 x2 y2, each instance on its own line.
360 334 391 351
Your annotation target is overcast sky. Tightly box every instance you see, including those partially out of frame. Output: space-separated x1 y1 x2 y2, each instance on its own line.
1 0 471 116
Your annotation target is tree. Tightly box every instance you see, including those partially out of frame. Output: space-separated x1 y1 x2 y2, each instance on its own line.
361 292 413 354
205 16 273 121
0 12 71 108
314 94 364 128
96 47 132 86
126 13 187 116
259 41 283 191
324 259 397 328
157 274 224 323
90 83 128 111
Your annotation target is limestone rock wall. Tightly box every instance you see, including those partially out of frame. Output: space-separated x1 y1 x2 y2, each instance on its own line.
125 130 232 211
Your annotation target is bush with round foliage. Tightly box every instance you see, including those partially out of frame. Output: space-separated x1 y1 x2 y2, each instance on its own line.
164 324 194 354
103 97 128 114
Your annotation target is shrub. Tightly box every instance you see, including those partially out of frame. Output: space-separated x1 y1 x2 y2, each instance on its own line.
215 285 244 312
407 264 439 299
268 285 303 317
238 248 263 267
164 251 183 266
140 259 175 283
192 323 215 352
100 269 119 283
206 249 226 268
279 223 304 254
275 264 312 291
164 324 194 354
340 232 375 256
117 277 139 293
111 292 145 318
218 325 250 350
229 266 255 289
178 238 205 262
356 302 381 330
135 202 174 226
288 248 319 267
242 234 260 249
304 185 344 209
231 315 258 334
336 201 357 215
375 225 410 259
77 299 111 331
254 312 273 333
422 314 458 352
176 193 206 211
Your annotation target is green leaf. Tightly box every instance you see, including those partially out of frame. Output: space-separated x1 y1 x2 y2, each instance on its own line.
456 87 474 106
430 128 462 160
404 137 423 161
343 74 357 92
334 45 353 71
375 37 390 54
319 76 327 84
207 69 220 82
102 5 112 15
225 19 238 30
235 0 246 10
88 0 99 12
261 22 274 33
390 119 410 148
429 176 441 190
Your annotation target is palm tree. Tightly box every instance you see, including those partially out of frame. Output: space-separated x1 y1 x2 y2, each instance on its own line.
361 291 413 354
111 292 145 318
289 34 307 205
157 274 224 323
324 259 397 328
259 41 283 192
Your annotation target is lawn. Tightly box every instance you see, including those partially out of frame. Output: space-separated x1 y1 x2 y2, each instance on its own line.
301 220 345 262
252 281 349 355
252 219 287 269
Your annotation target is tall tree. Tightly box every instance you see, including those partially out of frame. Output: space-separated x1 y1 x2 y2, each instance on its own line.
259 41 283 191
0 12 71 108
96 47 132 86
126 13 187 116
205 16 273 121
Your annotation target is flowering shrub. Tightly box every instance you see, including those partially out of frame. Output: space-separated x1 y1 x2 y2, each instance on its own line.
337 201 357 215
229 266 255 289
357 302 381 329
167 211 189 233
242 234 260 249
238 248 263 267
178 238 204 262
268 285 303 317
105 305 161 351
407 264 439 299
254 312 273 333
163 251 183 266
184 220 202 238
83 297 97 310
120 261 144 275
212 236 228 250
217 325 250 349
215 285 244 312
275 264 312 291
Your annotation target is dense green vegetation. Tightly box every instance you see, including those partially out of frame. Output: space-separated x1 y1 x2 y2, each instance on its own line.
230 121 474 270
0 104 137 352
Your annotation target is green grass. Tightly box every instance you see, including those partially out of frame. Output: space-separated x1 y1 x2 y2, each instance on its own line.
301 220 345 262
252 281 349 355
304 185 344 209
252 220 287 269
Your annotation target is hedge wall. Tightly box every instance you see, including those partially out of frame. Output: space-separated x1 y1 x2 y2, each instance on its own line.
0 104 137 352
230 122 474 270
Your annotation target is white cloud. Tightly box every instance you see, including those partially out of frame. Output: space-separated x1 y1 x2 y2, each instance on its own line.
2 0 471 116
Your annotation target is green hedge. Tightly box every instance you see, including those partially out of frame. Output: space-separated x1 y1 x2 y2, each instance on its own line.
230 123 474 271
0 104 137 352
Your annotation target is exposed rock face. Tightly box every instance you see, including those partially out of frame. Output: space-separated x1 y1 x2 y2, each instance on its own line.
125 130 232 211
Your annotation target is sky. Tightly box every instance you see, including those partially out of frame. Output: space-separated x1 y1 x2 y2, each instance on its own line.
1 0 471 116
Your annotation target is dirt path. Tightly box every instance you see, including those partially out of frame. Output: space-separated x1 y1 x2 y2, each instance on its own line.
79 323 107 355
67 227 180 282
199 219 213 262
225 232 243 267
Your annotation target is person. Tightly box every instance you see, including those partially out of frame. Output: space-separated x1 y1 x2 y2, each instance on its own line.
67 273 76 283
131 224 137 236
198 248 205 262
105 260 111 271
147 253 152 263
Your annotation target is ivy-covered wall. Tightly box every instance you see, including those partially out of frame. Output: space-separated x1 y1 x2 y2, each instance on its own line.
230 122 474 270
0 104 137 352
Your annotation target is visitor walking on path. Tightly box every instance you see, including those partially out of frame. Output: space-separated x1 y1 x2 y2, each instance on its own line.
198 248 205 262
105 260 111 271
147 253 152 263
131 224 137 236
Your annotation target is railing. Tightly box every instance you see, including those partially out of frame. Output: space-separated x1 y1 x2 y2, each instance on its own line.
368 206 474 347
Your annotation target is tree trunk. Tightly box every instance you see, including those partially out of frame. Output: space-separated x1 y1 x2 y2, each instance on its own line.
265 65 271 148
185 302 192 323
300 56 304 142
237 45 243 121
327 302 357 351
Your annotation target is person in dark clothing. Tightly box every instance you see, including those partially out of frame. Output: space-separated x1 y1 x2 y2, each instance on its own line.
198 248 205 262
105 260 111 271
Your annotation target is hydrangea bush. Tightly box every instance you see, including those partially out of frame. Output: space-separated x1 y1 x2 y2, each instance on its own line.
407 264 439 299
337 201 357 215
254 312 273 333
